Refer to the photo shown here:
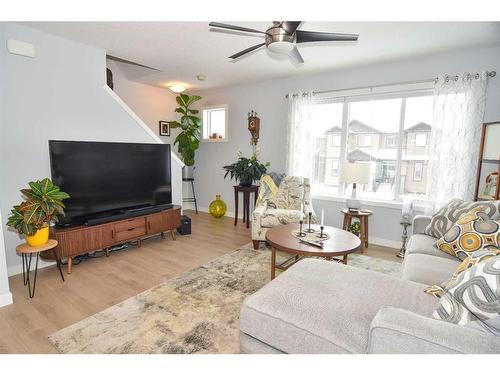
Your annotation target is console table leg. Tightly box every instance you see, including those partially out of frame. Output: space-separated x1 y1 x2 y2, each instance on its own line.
171 230 176 240
52 249 65 282
343 254 348 265
67 257 73 274
161 232 165 239
271 247 276 280
359 218 366 254
234 189 239 226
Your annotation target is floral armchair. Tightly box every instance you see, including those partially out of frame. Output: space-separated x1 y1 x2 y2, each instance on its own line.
252 175 316 249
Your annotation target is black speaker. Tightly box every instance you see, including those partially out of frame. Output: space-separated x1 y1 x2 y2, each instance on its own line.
177 215 191 235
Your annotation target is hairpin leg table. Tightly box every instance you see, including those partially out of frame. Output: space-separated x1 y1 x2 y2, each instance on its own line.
16 239 64 298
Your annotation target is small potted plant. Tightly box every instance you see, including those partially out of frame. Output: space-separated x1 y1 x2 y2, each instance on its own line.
7 178 70 246
349 221 361 237
223 152 270 187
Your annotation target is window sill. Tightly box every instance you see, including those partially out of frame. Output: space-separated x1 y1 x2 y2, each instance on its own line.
201 138 228 143
312 193 431 211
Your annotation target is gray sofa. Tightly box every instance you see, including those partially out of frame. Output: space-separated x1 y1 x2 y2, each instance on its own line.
239 215 500 354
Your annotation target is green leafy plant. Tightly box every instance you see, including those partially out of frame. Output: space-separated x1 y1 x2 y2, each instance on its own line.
7 178 70 236
349 221 361 236
223 152 270 187
169 94 202 166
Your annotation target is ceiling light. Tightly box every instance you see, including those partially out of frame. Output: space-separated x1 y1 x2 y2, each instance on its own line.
196 75 206 81
168 83 187 93
267 41 294 54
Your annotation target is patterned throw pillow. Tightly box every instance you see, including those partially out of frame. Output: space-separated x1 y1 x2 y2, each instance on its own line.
436 207 500 260
424 198 500 238
267 176 304 211
425 247 500 297
432 254 500 336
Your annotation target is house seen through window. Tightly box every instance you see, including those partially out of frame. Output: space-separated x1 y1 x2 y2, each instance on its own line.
310 92 433 201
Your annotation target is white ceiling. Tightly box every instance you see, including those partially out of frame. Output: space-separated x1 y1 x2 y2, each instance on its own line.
22 22 500 91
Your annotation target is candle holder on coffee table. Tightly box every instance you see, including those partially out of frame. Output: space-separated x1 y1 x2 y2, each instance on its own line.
317 225 328 239
305 212 315 233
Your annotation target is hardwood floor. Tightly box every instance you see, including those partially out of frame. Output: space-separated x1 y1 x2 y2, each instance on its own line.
0 210 400 353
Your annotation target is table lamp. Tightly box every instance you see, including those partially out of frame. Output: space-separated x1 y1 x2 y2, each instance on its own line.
341 162 370 210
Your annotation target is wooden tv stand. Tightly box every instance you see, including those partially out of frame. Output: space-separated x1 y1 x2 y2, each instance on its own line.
47 206 181 274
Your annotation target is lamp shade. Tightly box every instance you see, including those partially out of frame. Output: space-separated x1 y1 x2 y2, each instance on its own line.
341 162 370 184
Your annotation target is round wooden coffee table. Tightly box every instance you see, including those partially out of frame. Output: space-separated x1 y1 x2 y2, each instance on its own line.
266 224 361 279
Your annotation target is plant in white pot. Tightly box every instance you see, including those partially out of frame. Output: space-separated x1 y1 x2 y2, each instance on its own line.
169 94 202 178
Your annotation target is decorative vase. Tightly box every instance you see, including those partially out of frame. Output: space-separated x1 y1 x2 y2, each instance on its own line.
26 226 49 246
209 195 227 218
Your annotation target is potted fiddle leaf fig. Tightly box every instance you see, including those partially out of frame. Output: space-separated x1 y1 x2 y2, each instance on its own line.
169 94 202 169
223 152 270 187
7 178 70 246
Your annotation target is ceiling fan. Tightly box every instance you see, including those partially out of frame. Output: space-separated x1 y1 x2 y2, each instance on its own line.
209 21 359 64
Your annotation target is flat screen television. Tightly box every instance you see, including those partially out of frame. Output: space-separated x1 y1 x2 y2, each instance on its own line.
49 140 172 227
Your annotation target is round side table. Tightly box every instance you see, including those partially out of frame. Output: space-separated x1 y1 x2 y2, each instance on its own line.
341 208 373 253
16 239 65 298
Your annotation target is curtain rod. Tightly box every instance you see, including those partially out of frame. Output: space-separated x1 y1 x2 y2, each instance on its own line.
285 71 497 99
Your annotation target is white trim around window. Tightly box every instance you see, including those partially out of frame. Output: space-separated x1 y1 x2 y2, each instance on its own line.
201 104 228 142
308 86 434 204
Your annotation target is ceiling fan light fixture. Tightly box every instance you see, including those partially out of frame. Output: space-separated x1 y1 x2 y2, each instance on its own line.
267 41 294 54
168 83 187 93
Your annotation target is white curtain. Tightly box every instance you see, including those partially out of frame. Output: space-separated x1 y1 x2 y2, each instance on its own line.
426 72 489 209
285 91 314 179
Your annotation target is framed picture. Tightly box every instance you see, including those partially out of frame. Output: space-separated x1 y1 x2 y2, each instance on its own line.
159 121 171 136
474 121 500 201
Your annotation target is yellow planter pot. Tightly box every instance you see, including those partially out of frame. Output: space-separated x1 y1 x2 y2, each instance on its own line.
26 226 49 247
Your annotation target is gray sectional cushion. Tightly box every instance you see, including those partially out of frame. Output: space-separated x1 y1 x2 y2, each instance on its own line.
402 253 459 285
368 307 500 354
239 332 284 354
424 199 500 238
405 234 457 260
240 258 437 354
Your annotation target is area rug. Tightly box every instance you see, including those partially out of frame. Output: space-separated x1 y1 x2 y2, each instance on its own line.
48 243 401 354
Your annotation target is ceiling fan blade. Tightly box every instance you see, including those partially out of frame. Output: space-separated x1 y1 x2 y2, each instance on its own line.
106 55 160 71
289 46 304 64
280 21 302 35
209 22 267 35
229 43 266 59
296 30 359 43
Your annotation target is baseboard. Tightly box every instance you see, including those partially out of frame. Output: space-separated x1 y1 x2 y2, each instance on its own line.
183 204 402 248
8 258 54 277
0 291 13 307
182 204 236 218
369 236 401 250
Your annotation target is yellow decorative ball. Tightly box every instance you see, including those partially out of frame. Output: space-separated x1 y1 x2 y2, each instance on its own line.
209 195 227 218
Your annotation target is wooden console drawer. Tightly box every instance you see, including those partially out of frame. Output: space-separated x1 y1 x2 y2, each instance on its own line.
115 226 146 242
114 217 146 232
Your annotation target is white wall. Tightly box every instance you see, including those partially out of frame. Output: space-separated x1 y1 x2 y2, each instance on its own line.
193 45 500 247
0 23 182 283
106 59 181 148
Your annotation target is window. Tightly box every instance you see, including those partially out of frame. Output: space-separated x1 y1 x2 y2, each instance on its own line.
330 135 341 147
202 105 228 141
310 102 344 192
347 98 401 200
385 135 397 147
359 135 372 147
306 89 433 201
413 162 423 181
331 159 339 176
415 133 427 147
